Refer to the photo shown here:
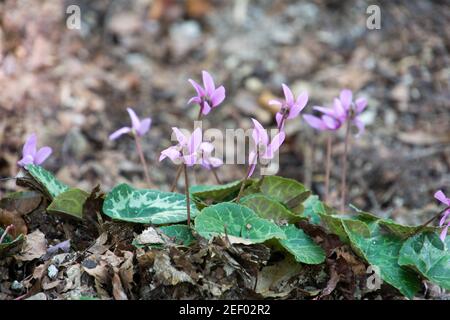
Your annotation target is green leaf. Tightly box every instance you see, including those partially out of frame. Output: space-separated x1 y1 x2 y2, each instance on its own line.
241 194 305 224
399 232 450 290
47 188 89 220
302 195 326 225
194 202 286 244
279 225 326 264
190 180 251 202
342 219 421 299
259 176 306 202
103 183 199 224
349 205 437 237
159 225 195 246
25 164 69 198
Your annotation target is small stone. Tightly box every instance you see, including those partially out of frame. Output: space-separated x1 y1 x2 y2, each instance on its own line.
11 280 23 291
48 264 58 279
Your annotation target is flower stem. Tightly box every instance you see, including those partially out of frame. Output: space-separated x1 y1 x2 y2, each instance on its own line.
415 206 450 234
170 166 183 192
0 224 13 244
211 167 222 184
134 135 152 188
340 120 351 213
183 164 191 226
236 156 257 203
325 134 332 203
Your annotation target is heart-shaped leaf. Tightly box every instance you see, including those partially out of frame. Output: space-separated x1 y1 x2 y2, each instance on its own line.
302 195 326 225
241 194 305 224
399 232 450 290
279 225 326 264
342 219 421 299
190 180 252 202
159 225 195 246
103 183 198 224
22 165 69 199
194 202 286 244
47 188 89 220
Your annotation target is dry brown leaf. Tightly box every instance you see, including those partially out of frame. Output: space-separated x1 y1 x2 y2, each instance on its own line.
15 229 47 261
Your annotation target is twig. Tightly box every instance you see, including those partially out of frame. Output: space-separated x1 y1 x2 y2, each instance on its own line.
183 164 191 226
134 135 152 188
340 120 351 213
170 166 183 192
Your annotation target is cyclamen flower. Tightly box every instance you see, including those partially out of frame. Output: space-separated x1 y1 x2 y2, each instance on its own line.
159 127 203 167
303 89 367 136
269 84 308 130
109 108 152 140
434 190 450 242
248 119 285 177
188 71 226 116
199 142 223 170
17 133 52 167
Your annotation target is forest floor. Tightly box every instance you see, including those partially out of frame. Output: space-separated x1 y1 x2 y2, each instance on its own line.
0 0 449 300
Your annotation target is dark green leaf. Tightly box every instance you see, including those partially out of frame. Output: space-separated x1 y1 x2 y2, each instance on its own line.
279 225 326 264
47 188 89 220
23 165 70 198
194 202 286 243
159 225 195 246
103 184 198 224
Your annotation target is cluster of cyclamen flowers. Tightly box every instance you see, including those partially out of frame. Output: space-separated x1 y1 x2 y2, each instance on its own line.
15 71 450 241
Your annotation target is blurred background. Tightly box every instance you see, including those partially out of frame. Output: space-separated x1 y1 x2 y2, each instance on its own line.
0 0 449 225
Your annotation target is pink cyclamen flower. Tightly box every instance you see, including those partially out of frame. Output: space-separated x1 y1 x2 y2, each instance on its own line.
269 84 308 130
188 71 226 116
17 133 52 167
159 127 203 167
434 190 450 242
199 142 223 170
248 119 285 177
303 89 367 136
109 108 152 140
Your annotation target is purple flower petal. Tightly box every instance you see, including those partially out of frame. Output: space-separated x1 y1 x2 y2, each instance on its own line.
188 96 202 105
268 100 282 106
434 190 449 206
127 108 141 132
207 156 223 168
159 146 181 163
303 114 327 131
264 131 285 159
275 112 284 129
322 115 340 130
282 84 294 105
202 71 215 95
439 209 450 227
172 127 188 145
251 119 269 146
353 117 365 137
210 86 226 107
340 89 353 110
22 133 37 158
355 98 367 114
287 92 308 119
202 101 212 115
34 147 52 165
109 127 131 140
333 98 347 120
313 106 336 117
137 118 152 136
200 142 214 153
189 127 202 155
18 155 34 167
188 79 205 97
247 163 257 178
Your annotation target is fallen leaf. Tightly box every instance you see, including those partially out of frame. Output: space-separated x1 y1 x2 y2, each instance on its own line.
15 229 47 261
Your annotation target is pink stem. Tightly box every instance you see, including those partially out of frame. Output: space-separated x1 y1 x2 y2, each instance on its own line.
340 120 351 212
134 135 152 188
183 164 191 226
325 134 332 203
0 224 14 244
